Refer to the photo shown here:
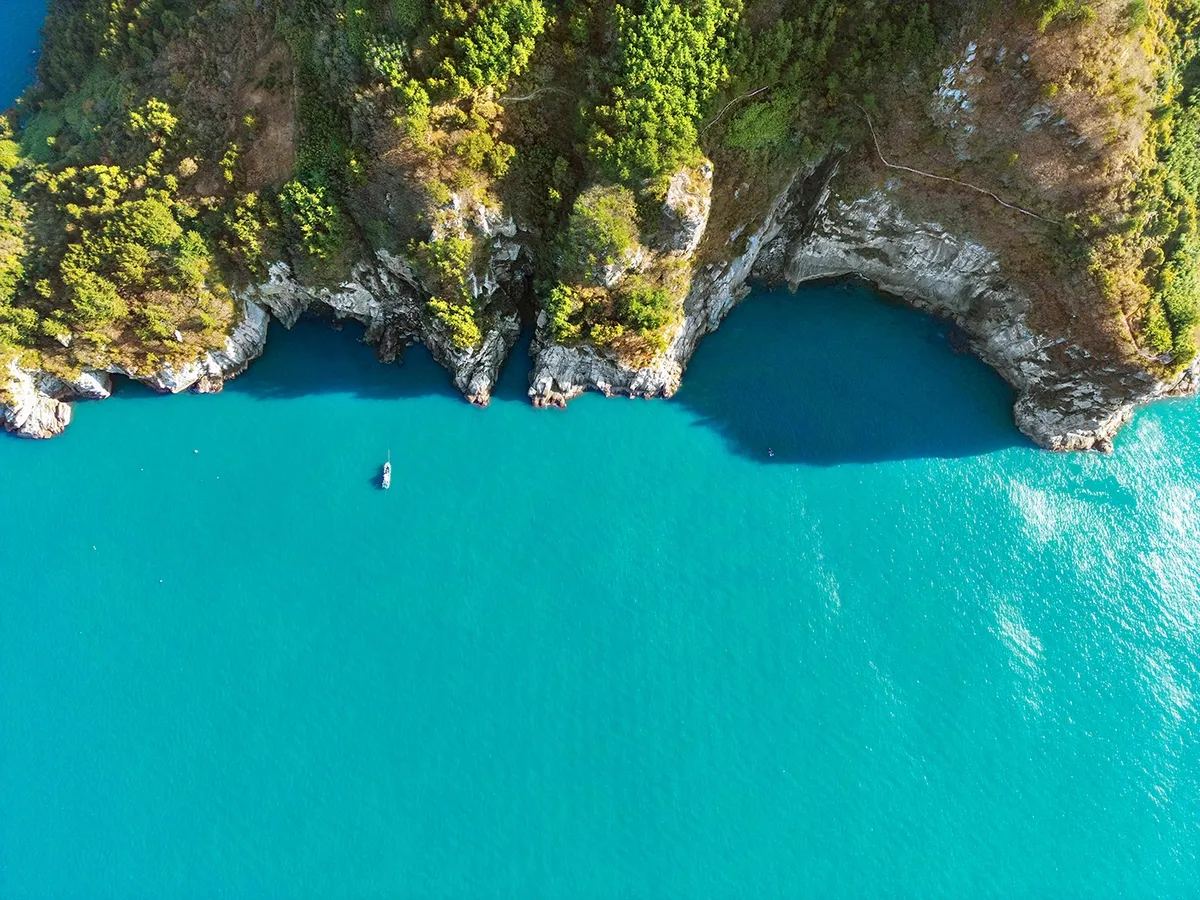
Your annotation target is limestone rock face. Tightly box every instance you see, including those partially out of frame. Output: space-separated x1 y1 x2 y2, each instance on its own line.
249 247 520 406
113 300 269 394
530 158 738 407
1 302 266 438
37 369 113 402
599 245 649 290
1 365 74 439
9 154 1200 450
529 161 823 408
784 191 1187 451
526 156 1200 452
1 364 114 437
661 161 714 255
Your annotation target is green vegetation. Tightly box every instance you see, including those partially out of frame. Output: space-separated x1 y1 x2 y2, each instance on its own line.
412 234 484 347
1134 0 1200 363
588 0 740 184
0 121 31 353
3 0 1200 380
561 185 640 282
1 86 237 370
1032 0 1099 31
716 0 935 163
1039 0 1200 367
279 177 344 261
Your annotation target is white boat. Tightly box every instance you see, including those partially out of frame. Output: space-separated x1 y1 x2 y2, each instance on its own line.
382 452 392 490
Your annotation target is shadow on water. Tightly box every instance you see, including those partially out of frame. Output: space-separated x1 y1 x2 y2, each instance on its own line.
76 285 1027 468
88 315 535 417
224 317 462 403
673 282 1030 465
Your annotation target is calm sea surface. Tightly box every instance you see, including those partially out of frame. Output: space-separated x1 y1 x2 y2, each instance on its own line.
3 17 1200 899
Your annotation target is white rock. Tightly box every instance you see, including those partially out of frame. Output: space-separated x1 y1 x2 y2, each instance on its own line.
118 300 269 394
661 161 714 256
0 363 72 439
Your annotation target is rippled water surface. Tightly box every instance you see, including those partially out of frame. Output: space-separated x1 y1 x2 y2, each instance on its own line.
3 17 1200 898
4 284 1199 897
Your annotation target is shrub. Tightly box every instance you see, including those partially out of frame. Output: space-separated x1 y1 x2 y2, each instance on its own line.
723 97 792 154
428 297 482 347
221 193 270 273
452 0 548 93
588 0 740 183
618 283 673 333
546 282 583 340
279 177 344 260
589 321 624 345
414 233 473 301
1125 0 1150 31
563 185 640 281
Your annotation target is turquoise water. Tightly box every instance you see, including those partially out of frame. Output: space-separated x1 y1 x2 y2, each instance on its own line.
4 284 1200 897
4 16 1200 897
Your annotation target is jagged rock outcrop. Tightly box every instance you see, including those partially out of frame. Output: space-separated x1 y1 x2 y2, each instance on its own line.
247 186 525 406
782 189 1196 451
113 300 269 394
0 365 94 438
529 159 830 408
661 162 714 255
6 161 1196 450
2 218 526 438
1 301 266 438
250 244 521 405
528 157 1200 452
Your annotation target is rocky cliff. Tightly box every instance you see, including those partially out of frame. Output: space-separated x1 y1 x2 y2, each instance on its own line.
782 188 1199 452
7 161 1197 450
2 190 526 437
1 301 268 439
6 0 1199 450
248 251 519 406
527 158 1200 452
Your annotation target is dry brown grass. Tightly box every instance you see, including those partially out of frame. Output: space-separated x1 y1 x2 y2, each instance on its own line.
240 41 297 193
153 11 296 200
846 1 1163 362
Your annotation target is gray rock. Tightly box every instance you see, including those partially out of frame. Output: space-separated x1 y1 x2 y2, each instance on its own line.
248 246 521 406
529 161 820 408
1 365 73 439
2 302 267 438
114 300 269 394
661 161 714 255
529 155 1200 453
784 190 1188 451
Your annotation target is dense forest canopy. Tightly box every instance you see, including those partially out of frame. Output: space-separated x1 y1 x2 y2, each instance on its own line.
3 0 1200 377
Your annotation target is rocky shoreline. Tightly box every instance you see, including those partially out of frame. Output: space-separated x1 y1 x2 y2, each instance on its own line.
5 162 1197 449
525 159 1200 453
0 301 271 439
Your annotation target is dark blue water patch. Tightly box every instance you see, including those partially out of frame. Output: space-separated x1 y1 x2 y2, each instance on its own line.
222 317 462 403
673 282 1027 464
0 0 45 106
225 280 1023 468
